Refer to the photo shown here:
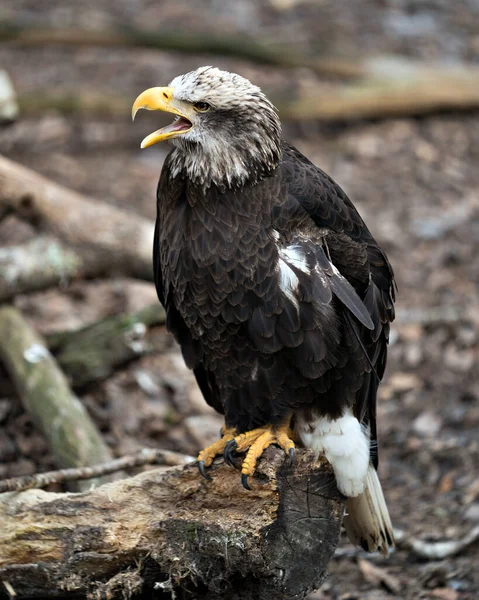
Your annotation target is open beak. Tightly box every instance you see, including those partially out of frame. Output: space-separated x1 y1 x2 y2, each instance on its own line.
131 87 192 148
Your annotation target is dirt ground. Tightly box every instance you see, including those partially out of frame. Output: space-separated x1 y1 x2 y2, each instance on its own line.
0 1 478 599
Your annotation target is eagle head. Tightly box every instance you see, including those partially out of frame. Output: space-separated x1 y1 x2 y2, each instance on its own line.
132 66 282 189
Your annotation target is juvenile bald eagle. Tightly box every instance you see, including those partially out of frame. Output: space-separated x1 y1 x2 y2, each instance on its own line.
132 67 395 554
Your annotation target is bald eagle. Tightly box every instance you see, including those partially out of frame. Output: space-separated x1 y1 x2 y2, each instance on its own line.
132 67 395 554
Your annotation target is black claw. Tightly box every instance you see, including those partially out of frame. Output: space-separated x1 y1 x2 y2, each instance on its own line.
241 473 252 490
288 447 295 467
197 460 211 480
224 439 238 467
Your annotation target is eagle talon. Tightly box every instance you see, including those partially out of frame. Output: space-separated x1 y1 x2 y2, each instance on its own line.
197 460 211 480
226 421 295 488
224 439 238 467
241 473 251 490
288 447 295 467
196 427 237 477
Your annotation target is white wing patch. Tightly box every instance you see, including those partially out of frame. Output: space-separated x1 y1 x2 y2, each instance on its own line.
280 246 310 274
277 245 310 306
297 409 370 497
278 259 299 305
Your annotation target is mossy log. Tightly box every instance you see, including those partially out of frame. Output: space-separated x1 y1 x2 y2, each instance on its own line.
0 449 344 600
0 306 114 490
47 303 167 388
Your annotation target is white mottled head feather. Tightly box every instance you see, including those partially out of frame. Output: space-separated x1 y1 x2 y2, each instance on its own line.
167 67 282 189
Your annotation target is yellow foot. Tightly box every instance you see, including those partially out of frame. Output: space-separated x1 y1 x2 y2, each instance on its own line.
224 422 295 490
196 426 236 479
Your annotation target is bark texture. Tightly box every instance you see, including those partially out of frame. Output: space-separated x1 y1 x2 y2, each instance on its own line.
0 155 155 281
0 236 105 302
0 449 344 600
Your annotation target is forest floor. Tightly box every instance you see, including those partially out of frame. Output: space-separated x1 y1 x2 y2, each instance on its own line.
0 1 478 599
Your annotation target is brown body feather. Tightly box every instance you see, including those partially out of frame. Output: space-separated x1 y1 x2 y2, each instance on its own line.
154 141 395 435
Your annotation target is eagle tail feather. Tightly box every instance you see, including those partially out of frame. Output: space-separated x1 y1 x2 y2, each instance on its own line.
343 464 394 556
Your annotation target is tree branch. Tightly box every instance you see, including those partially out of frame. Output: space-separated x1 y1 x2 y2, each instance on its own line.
0 449 344 600
0 449 193 493
395 526 479 561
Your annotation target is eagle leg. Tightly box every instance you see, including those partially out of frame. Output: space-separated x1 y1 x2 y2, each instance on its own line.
196 426 237 479
225 422 295 490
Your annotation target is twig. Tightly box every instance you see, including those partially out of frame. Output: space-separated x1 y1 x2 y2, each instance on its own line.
395 527 479 560
0 448 194 493
0 306 114 490
0 155 155 281
334 526 479 561
2 581 16 599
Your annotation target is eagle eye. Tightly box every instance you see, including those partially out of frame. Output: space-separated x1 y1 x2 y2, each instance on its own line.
193 101 210 112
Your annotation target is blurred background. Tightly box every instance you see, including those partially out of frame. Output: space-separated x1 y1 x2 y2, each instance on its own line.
0 1 478 598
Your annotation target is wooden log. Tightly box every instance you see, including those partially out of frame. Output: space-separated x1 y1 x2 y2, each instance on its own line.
0 22 363 79
14 59 479 123
0 156 155 281
0 236 105 302
0 449 344 600
282 57 479 121
47 303 167 388
0 307 114 490
4 24 479 120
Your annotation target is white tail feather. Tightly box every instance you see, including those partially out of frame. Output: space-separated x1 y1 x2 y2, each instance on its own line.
343 464 394 555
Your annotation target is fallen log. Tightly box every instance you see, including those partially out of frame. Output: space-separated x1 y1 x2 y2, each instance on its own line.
0 155 155 281
0 307 114 490
15 58 479 123
283 57 479 121
0 449 344 600
0 22 362 79
0 236 106 302
47 303 167 388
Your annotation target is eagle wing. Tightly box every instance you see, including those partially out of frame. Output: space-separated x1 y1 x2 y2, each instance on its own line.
279 143 396 466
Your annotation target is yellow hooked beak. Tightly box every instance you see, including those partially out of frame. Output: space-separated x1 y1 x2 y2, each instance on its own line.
131 87 193 148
